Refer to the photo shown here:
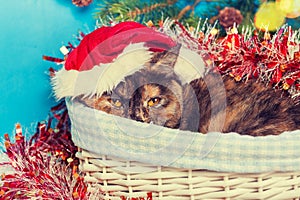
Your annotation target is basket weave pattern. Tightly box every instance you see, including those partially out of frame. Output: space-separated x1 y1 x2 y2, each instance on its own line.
77 149 300 200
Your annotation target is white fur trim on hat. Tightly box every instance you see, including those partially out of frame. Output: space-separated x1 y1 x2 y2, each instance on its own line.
52 43 153 99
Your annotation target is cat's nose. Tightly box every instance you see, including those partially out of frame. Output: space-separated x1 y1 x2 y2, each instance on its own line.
140 115 150 123
134 114 150 123
131 108 151 123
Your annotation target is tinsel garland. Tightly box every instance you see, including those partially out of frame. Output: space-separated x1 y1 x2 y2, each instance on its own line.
193 23 300 100
0 101 88 199
1 20 300 199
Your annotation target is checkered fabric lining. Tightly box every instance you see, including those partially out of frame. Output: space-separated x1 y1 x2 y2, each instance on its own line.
66 98 300 173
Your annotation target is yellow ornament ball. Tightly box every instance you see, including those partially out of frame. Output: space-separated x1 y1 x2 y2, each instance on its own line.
254 2 286 31
276 0 300 18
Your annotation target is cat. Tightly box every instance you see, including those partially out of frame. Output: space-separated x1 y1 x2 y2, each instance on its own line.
77 45 300 136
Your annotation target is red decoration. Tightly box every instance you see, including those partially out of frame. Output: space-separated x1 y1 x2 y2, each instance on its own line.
195 26 300 101
72 0 93 7
0 102 87 199
120 192 153 200
42 55 64 64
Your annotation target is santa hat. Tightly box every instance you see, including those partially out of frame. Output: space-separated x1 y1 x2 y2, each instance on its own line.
52 21 206 99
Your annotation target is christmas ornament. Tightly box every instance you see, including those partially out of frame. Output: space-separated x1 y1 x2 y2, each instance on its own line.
72 0 93 7
276 0 300 18
218 7 243 29
254 2 286 31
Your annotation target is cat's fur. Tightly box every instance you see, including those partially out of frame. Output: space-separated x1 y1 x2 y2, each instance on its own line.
78 46 300 136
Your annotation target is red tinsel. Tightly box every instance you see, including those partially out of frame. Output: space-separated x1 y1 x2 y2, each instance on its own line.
196 25 300 101
42 55 65 64
0 101 87 199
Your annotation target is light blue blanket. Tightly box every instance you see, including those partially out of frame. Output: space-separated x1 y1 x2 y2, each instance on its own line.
67 98 300 173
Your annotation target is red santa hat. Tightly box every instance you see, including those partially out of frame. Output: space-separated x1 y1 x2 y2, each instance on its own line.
52 21 206 99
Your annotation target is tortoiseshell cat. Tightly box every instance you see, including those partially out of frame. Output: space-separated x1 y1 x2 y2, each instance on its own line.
78 45 300 136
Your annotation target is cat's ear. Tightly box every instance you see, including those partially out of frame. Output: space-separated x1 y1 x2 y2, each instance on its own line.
159 44 182 68
147 44 181 73
148 43 205 84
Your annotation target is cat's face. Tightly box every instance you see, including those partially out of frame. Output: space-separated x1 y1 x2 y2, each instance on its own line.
82 73 183 128
80 46 187 128
129 83 181 127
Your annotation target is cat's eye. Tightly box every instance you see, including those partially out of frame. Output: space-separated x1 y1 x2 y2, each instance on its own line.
110 99 122 107
148 97 161 107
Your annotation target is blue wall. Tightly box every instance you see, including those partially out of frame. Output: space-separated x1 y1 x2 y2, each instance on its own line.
0 0 98 136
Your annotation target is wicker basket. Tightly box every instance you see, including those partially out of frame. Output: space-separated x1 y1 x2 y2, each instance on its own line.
77 149 300 200
67 99 300 200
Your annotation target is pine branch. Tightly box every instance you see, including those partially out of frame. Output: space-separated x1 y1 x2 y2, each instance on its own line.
127 0 178 19
94 0 204 27
94 0 178 23
177 0 201 20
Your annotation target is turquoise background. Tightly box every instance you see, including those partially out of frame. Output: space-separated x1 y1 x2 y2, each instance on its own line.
0 0 97 136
